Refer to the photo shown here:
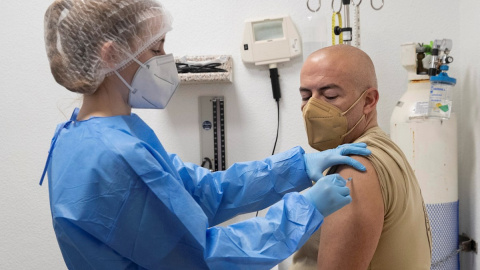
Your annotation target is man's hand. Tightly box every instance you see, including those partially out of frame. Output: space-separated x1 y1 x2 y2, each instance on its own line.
304 143 371 182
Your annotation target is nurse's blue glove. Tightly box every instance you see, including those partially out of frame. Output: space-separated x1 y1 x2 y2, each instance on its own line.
304 174 352 217
304 143 371 182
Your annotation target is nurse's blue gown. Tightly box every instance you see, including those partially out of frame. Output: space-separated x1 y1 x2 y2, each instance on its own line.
41 109 323 270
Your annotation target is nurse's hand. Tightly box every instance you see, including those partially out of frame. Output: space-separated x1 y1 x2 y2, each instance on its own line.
304 143 371 182
304 174 351 217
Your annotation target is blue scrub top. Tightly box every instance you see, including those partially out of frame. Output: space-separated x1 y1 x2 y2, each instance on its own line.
42 110 323 270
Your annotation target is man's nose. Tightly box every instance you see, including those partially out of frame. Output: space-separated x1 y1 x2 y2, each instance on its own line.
311 91 322 99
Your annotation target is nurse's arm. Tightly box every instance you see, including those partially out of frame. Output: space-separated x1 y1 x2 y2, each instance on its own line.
169 146 312 225
316 156 384 270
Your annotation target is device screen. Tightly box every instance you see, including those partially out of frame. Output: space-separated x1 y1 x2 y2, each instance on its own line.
253 19 284 42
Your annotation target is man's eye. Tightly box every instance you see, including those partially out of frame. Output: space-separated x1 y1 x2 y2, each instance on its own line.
302 96 311 101
325 96 338 100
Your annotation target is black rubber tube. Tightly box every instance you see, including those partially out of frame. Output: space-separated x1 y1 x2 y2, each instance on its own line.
269 68 281 101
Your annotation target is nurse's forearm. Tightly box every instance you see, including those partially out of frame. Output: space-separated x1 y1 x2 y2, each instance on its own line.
205 192 323 270
209 146 312 224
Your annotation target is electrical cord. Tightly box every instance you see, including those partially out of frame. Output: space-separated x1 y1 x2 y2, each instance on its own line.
256 99 280 217
176 63 227 73
201 157 213 171
272 99 280 156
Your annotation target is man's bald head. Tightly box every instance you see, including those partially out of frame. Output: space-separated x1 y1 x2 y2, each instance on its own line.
299 45 380 142
304 45 378 93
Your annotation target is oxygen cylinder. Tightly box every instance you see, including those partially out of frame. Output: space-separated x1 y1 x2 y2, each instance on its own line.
390 43 459 270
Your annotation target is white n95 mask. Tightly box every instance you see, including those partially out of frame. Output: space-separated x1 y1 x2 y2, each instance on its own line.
115 54 180 109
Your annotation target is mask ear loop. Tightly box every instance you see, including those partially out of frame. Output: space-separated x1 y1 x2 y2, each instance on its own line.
341 89 369 116
113 49 150 94
340 90 369 138
114 70 137 94
341 114 365 139
123 50 149 69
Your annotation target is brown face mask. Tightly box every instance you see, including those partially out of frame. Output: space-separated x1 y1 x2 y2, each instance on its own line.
303 90 367 151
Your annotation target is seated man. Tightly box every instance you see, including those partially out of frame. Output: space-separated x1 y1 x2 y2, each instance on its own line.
290 45 432 270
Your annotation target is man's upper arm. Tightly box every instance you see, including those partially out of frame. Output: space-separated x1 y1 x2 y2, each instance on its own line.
316 156 384 270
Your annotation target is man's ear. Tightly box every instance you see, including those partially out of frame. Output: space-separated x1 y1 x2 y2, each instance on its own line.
101 41 119 69
363 88 379 115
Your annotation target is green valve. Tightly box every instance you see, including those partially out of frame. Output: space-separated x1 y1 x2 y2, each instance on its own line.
439 105 449 112
423 42 433 55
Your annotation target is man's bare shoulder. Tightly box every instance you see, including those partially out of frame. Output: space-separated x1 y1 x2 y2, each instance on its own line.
334 154 384 221
337 155 379 192
316 155 384 270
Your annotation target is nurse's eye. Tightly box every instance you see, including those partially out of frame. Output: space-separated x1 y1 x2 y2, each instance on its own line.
151 49 163 55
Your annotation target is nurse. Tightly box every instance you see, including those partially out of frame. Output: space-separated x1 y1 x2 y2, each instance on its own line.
41 0 370 269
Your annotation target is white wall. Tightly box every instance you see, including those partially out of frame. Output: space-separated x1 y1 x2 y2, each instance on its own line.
458 1 480 269
0 0 477 269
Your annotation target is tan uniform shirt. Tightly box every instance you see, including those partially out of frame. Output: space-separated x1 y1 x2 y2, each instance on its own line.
291 127 432 270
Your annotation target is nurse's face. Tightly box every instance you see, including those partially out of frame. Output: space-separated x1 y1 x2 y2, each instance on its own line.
120 36 167 84
137 37 167 63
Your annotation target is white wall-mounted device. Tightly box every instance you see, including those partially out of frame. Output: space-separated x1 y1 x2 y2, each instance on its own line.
241 16 301 66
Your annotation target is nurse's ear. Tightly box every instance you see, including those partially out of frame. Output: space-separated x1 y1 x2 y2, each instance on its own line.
101 41 120 69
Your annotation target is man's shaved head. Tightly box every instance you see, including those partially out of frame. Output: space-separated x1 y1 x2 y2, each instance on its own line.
304 45 378 93
299 45 380 143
